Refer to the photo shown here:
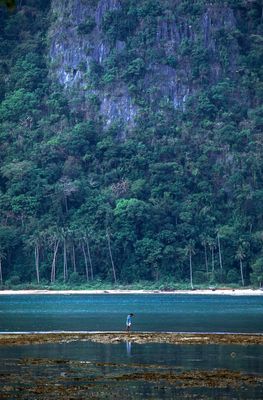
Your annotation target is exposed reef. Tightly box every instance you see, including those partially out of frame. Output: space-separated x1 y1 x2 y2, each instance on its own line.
1 332 263 346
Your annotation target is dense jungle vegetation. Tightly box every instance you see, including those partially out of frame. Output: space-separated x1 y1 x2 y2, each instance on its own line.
0 0 262 289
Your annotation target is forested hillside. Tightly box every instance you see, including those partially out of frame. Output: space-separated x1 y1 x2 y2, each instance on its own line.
0 0 262 288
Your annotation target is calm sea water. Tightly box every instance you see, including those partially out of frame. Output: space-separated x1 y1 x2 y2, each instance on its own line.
1 341 263 399
1 341 263 373
0 294 262 333
1 294 263 399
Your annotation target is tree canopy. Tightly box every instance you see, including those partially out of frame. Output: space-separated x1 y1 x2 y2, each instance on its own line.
0 0 262 288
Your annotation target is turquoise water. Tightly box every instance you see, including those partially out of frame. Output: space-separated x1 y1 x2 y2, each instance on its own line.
0 294 262 332
1 294 263 399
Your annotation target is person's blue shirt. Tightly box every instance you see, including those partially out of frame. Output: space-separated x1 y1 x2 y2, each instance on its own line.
126 315 132 325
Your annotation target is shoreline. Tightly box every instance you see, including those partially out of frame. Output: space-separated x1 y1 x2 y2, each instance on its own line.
0 288 262 295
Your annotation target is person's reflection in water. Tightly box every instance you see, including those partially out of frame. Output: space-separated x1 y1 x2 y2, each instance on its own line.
126 341 132 357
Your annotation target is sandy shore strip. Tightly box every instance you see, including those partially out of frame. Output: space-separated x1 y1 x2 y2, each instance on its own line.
0 288 262 295
1 332 263 346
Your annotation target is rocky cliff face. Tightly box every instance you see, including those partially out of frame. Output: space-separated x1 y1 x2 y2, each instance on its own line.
48 0 238 130
49 0 135 128
49 0 119 86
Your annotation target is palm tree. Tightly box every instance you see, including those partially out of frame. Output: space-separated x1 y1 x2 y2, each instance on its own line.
68 229 79 275
81 237 89 282
200 235 209 276
235 245 246 286
76 227 95 282
48 229 60 284
61 228 68 283
208 238 216 278
34 238 40 285
106 228 117 284
0 248 6 286
185 240 195 290
26 233 42 285
217 231 223 272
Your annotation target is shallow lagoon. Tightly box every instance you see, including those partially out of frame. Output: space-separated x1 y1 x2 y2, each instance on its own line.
1 341 263 399
0 294 263 399
0 294 262 332
2 340 263 373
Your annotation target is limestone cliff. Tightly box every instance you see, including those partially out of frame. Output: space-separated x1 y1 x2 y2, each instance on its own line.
48 0 238 130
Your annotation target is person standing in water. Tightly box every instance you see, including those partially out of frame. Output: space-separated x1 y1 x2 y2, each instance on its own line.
126 313 134 332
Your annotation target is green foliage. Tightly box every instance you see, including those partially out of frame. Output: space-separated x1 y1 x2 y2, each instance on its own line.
87 60 103 87
0 0 262 288
68 272 83 284
177 1 205 16
122 57 145 82
6 275 20 286
227 269 240 284
77 17 96 35
9 52 46 91
136 0 163 18
102 5 138 43
0 89 38 122
166 55 177 69
250 257 263 287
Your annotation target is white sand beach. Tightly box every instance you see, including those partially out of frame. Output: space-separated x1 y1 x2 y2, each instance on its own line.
0 289 262 295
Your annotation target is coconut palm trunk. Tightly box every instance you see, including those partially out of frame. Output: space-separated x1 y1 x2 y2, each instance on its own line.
34 243 40 284
51 240 60 283
217 233 223 271
85 237 94 280
81 242 89 282
236 245 246 287
0 258 3 286
72 244 76 273
186 240 195 290
189 252 193 290
240 259 244 286
63 238 68 282
106 229 117 283
204 243 208 275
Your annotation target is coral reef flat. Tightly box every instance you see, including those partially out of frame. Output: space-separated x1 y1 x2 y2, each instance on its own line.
1 332 263 346
1 332 263 399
